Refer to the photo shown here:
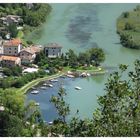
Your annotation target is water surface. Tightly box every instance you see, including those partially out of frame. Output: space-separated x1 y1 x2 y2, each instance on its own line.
26 4 140 122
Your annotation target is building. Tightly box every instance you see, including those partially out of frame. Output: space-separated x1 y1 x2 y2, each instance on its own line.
0 15 22 26
0 55 21 67
44 43 62 58
3 38 22 56
19 45 42 64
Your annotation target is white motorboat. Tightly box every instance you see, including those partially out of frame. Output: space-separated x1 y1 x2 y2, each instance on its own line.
40 86 47 89
31 90 39 94
48 121 53 125
46 84 53 87
75 86 82 90
50 79 58 82
43 83 47 86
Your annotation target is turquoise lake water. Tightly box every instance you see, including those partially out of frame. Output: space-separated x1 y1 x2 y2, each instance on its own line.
26 4 140 122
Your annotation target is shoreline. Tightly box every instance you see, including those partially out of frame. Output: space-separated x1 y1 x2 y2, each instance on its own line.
17 67 107 95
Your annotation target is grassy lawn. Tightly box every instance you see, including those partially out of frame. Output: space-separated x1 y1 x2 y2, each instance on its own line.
63 66 105 73
17 30 28 47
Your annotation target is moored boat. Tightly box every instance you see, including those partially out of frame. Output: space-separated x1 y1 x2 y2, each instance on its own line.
31 90 39 94
46 84 53 87
40 86 47 89
50 79 58 82
75 86 82 90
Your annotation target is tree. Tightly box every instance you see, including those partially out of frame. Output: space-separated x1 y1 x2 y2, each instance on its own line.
123 12 129 18
88 47 105 66
92 59 140 136
8 23 18 38
78 52 90 66
0 89 43 136
65 49 78 68
50 87 70 123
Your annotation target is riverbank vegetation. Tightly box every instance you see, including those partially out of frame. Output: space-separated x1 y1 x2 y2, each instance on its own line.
117 5 140 49
0 59 140 136
35 47 105 70
0 69 46 89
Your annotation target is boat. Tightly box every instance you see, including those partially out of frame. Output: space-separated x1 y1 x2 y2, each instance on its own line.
40 86 47 89
31 90 39 94
75 86 82 90
46 84 53 87
67 74 75 78
35 102 40 106
48 121 53 125
50 79 58 82
43 83 47 86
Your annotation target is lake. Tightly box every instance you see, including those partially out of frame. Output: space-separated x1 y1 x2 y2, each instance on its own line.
26 3 140 122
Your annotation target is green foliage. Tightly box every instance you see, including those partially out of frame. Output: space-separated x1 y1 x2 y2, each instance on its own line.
0 4 51 27
123 12 129 18
0 88 44 136
50 87 70 123
35 48 105 71
88 47 105 66
3 66 22 76
1 59 140 136
7 23 18 38
0 69 46 89
117 5 140 49
124 22 135 30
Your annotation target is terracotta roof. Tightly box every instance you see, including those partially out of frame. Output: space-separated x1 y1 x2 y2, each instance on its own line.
20 46 41 54
45 43 62 48
0 55 20 61
4 39 21 47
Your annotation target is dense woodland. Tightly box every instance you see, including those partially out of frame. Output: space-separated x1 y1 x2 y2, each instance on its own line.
117 5 140 49
0 59 140 136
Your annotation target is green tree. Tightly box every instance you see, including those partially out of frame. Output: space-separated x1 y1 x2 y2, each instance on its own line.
8 23 18 38
88 47 105 66
65 49 78 68
92 59 140 136
50 87 70 123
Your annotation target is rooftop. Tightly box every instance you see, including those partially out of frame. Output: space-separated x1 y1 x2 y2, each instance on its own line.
45 43 62 48
4 38 21 47
0 55 20 61
20 45 42 54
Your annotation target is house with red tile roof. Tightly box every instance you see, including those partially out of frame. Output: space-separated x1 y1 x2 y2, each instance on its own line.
3 38 22 56
0 55 21 67
19 45 42 64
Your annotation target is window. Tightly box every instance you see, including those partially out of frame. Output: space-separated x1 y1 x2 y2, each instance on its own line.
9 48 11 50
15 51 17 54
15 48 17 50
9 51 11 53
